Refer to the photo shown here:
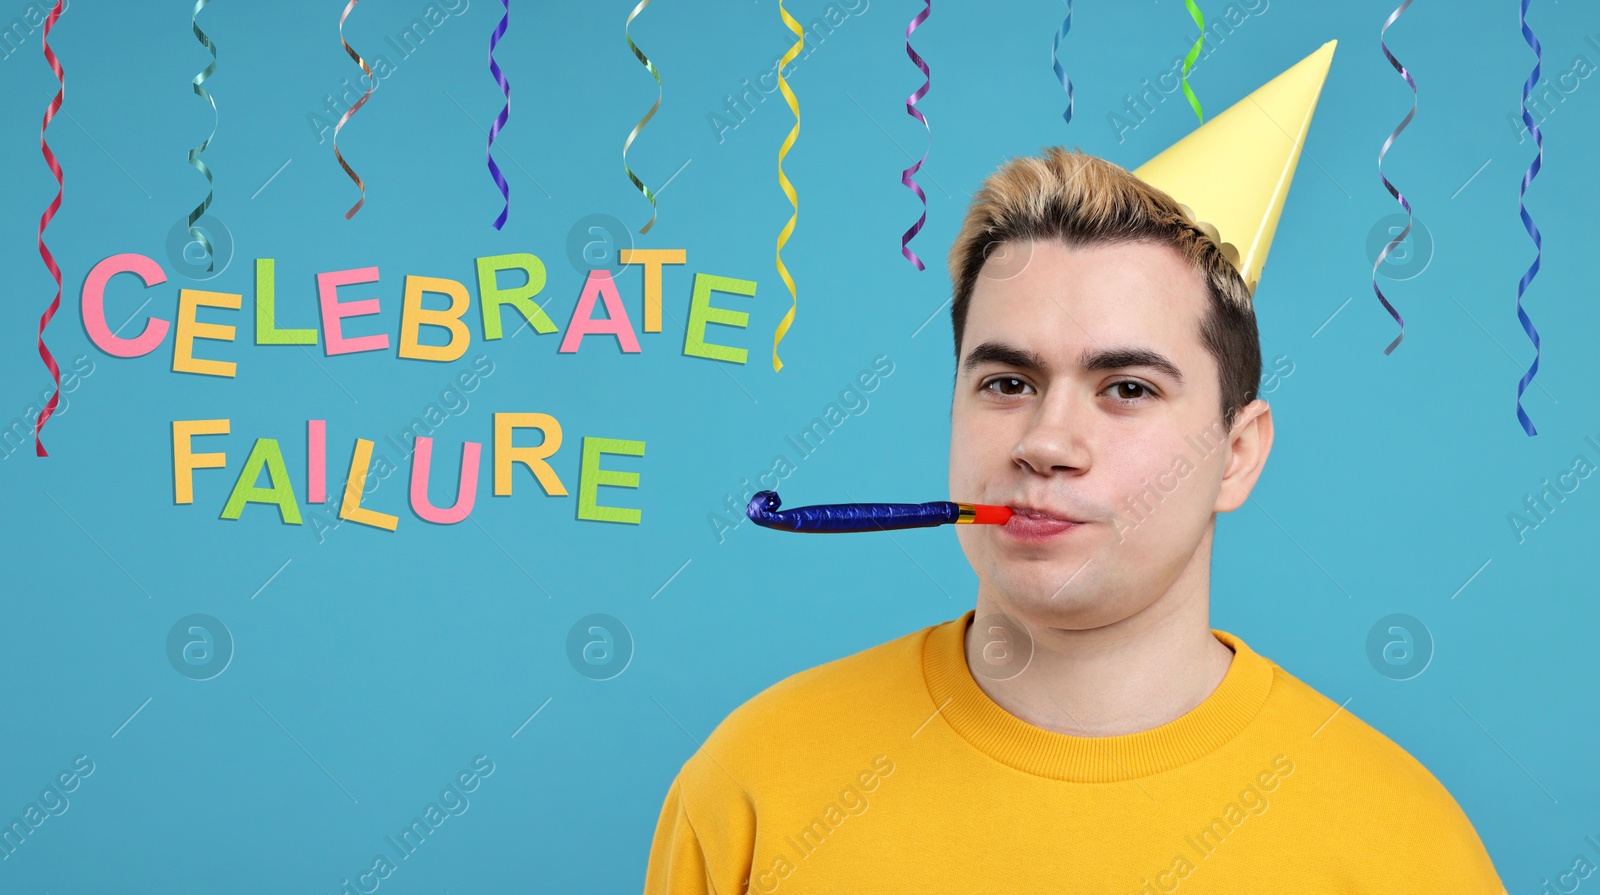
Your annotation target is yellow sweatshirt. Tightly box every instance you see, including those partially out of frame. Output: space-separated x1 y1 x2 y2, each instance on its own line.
644 609 1508 895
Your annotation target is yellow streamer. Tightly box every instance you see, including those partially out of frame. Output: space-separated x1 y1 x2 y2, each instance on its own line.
772 2 803 372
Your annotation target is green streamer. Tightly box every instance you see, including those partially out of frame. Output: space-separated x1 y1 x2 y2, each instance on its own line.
624 0 660 235
1181 0 1204 124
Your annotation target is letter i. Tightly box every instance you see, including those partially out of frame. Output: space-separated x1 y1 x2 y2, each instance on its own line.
309 420 327 504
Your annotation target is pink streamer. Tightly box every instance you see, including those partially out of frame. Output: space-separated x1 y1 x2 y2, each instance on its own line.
900 0 930 271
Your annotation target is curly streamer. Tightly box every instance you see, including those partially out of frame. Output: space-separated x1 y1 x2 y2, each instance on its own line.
335 0 374 219
900 0 930 271
1515 0 1543 436
1051 0 1073 124
772 1 802 371
186 0 217 271
488 0 509 230
624 0 660 235
1374 0 1414 356
1180 0 1204 123
34 0 65 457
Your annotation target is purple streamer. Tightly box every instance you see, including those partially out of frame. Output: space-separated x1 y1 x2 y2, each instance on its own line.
1516 0 1543 436
487 0 510 230
1052 0 1073 124
746 491 960 533
1374 0 1414 356
900 0 930 271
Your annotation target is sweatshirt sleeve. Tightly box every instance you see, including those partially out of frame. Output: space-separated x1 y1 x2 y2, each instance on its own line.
644 751 760 895
643 775 718 895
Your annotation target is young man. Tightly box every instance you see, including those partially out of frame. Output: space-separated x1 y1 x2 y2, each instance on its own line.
645 43 1508 894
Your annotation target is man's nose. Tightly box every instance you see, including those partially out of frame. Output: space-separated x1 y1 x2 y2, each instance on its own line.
1010 394 1089 474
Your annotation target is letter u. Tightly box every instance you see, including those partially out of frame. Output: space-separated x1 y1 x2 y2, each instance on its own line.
410 437 482 524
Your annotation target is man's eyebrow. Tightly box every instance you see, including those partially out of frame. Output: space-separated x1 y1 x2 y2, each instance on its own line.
1079 346 1185 385
961 340 1185 385
961 341 1048 376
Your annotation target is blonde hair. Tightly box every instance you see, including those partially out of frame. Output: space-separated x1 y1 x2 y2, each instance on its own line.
947 146 1261 430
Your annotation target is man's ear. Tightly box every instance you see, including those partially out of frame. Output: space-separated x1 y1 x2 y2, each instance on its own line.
1214 399 1273 514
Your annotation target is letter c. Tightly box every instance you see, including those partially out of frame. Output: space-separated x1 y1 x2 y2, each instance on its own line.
759 70 779 93
1155 470 1179 492
756 870 779 893
1558 469 1580 493
1559 71 1580 93
356 869 380 893
83 253 170 357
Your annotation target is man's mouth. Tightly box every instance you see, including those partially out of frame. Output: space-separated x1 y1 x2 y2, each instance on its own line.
1001 504 1085 541
1007 505 1080 522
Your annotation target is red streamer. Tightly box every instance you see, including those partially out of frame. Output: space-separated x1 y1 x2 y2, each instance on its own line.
35 0 65 457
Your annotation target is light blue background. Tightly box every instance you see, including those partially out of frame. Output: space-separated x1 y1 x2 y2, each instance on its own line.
1 0 1596 890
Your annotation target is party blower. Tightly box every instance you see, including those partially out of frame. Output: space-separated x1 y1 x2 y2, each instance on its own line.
744 490 1014 533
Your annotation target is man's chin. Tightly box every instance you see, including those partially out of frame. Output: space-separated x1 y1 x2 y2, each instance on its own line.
985 570 1099 615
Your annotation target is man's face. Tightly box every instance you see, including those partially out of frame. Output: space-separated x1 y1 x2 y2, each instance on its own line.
949 238 1270 630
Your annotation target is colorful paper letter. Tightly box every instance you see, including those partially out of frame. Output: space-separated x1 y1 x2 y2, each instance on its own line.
399 275 472 362
619 248 686 333
493 412 567 496
173 419 230 504
684 273 757 364
578 436 644 524
82 253 170 358
173 289 241 377
318 267 390 356
559 270 642 354
339 437 400 530
477 253 556 340
255 258 318 345
410 436 482 524
308 419 326 504
221 438 303 524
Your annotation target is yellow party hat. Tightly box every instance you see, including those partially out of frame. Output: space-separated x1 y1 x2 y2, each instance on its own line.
1132 40 1337 296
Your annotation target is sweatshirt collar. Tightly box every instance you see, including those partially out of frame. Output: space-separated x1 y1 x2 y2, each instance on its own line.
921 609 1275 782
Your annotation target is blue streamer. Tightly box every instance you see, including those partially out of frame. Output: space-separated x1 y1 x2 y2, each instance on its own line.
488 0 510 230
1052 0 1073 124
1516 0 1543 436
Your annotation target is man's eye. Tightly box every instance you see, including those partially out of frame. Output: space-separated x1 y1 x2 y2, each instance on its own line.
980 376 1033 398
1104 380 1154 403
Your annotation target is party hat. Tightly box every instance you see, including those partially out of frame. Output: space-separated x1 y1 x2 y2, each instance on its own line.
1132 40 1337 296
